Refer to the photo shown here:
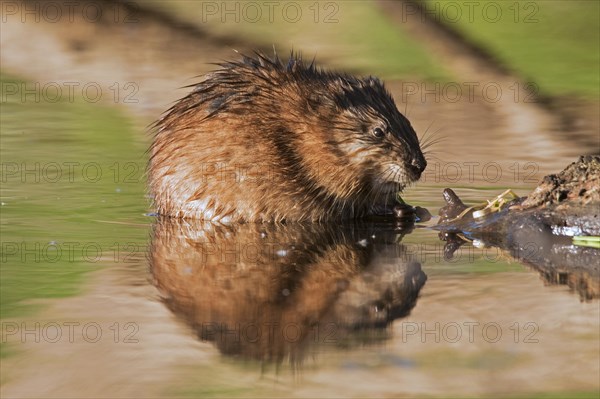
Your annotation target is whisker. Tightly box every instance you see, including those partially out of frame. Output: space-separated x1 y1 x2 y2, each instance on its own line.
421 133 447 151
419 120 435 144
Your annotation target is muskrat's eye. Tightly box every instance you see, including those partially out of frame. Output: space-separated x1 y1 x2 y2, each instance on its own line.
373 127 385 139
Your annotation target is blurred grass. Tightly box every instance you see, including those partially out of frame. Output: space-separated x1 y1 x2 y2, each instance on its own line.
423 0 600 98
136 0 449 81
0 75 148 324
138 0 599 99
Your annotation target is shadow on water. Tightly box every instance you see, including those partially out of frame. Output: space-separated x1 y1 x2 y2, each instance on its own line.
149 218 427 364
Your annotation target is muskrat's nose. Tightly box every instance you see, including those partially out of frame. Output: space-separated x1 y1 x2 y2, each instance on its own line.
410 157 427 176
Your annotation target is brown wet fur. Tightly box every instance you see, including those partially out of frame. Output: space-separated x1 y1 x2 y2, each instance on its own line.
148 52 426 222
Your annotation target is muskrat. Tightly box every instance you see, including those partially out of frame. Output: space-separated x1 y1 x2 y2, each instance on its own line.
149 52 427 222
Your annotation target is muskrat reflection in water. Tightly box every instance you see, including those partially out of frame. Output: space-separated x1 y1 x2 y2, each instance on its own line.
149 219 427 362
149 52 427 222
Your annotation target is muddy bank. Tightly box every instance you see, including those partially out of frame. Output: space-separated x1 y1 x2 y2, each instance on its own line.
437 156 600 234
436 156 600 300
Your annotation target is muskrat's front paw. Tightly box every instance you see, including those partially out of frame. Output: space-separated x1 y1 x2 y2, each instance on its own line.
393 203 415 220
393 204 432 223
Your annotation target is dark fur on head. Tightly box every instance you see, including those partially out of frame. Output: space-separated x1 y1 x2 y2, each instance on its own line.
150 52 427 222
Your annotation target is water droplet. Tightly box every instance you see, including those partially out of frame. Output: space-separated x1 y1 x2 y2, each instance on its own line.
276 249 288 257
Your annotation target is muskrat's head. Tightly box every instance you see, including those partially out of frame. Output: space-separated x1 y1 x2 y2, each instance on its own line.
274 55 428 198
324 75 427 191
